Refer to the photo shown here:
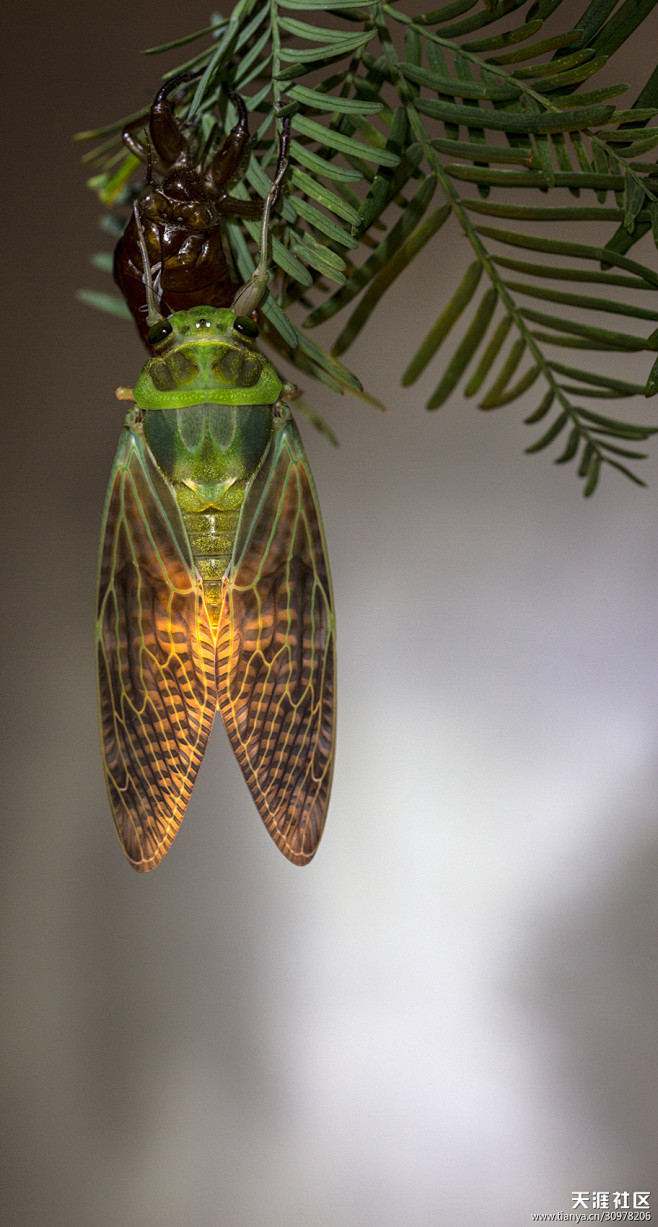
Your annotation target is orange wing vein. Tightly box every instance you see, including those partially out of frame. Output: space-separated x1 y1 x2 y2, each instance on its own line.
217 415 336 865
96 425 217 871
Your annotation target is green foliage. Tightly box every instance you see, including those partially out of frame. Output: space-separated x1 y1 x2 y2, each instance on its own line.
77 0 658 493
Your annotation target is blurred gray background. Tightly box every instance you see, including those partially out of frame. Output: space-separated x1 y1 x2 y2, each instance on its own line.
3 3 657 1224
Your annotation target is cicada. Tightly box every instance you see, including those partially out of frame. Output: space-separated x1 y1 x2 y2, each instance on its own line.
114 71 289 349
97 159 335 871
97 303 335 869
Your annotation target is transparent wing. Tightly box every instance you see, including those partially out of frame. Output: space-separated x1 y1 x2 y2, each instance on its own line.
217 412 336 865
96 424 217 872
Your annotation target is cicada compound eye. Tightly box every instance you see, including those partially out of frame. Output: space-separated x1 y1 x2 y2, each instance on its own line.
147 319 174 347
232 315 259 340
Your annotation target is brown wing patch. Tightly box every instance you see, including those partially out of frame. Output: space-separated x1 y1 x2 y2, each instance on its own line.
96 427 217 871
216 418 335 864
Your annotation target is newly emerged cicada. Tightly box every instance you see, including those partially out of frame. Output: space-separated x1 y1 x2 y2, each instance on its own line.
114 71 289 349
97 159 335 870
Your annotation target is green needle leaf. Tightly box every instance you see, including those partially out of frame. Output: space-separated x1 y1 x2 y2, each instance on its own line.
280 15 365 40
291 196 358 247
478 337 526 409
289 139 363 183
278 0 375 7
415 98 616 133
464 315 512 397
503 281 658 321
492 255 654 291
306 176 441 329
477 227 658 288
331 202 451 355
519 306 654 351
432 138 533 164
292 114 400 165
576 407 657 438
463 18 543 52
285 85 384 114
398 62 520 101
479 363 541 409
525 411 569 453
279 31 376 63
426 288 499 409
525 389 555 423
554 426 581 465
402 262 483 386
583 456 602 497
290 168 360 224
416 0 478 24
549 362 647 395
485 29 581 64
645 353 658 397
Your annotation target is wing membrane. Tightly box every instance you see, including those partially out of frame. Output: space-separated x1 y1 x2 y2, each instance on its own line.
217 413 336 865
96 424 216 871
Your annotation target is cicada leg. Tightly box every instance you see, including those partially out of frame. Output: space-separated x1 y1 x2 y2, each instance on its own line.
230 117 291 317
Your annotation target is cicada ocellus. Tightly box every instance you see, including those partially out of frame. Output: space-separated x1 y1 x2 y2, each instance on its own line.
96 302 335 870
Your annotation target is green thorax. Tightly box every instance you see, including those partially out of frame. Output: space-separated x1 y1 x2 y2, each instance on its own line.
135 307 282 626
133 306 282 409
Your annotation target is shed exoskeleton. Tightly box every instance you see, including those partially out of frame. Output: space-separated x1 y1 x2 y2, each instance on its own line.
114 71 289 348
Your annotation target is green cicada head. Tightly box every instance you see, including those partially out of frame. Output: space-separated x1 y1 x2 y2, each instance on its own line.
133 306 282 409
